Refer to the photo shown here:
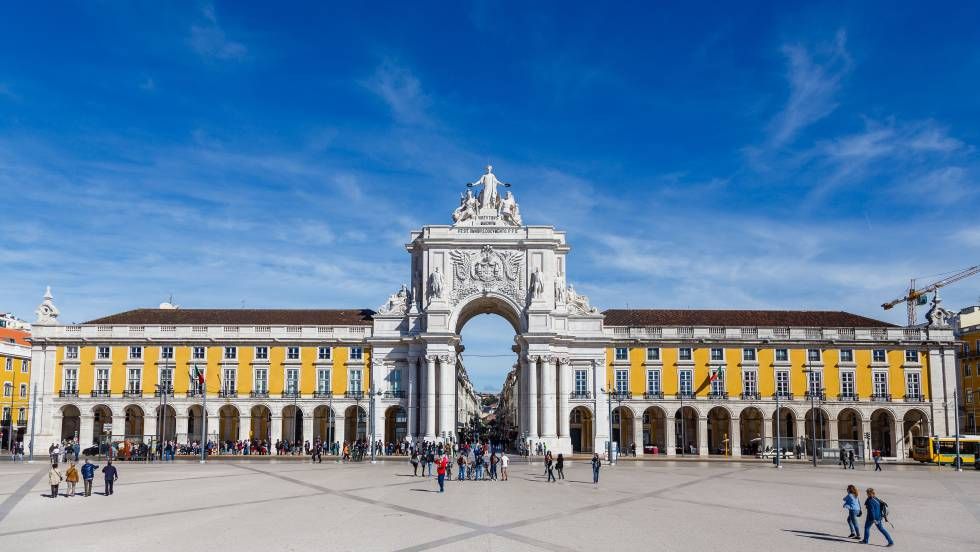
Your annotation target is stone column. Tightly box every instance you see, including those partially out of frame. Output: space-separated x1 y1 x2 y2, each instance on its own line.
334 415 346 446
271 415 283 445
729 418 741 458
407 357 417 439
176 415 188 444
540 356 557 438
894 417 905 459
698 417 709 455
828 415 839 448
633 414 644 452
425 355 436 440
79 413 95 446
303 415 314 444
239 416 251 442
665 417 676 456
861 419 872 460
558 359 570 438
439 355 455 439
527 356 539 439
795 417 806 453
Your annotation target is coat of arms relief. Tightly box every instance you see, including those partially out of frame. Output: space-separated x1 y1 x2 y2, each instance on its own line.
449 245 525 306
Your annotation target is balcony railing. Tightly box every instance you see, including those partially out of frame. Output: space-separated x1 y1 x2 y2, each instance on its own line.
740 392 761 400
345 391 365 399
313 390 333 398
250 391 269 398
904 394 925 402
570 391 592 400
837 393 859 402
122 389 143 398
643 391 664 400
281 391 300 399
804 391 826 401
219 390 238 398
153 387 174 397
772 392 794 400
16 419 27 427
186 389 202 398
59 390 79 398
870 393 893 402
675 392 695 400
610 391 632 400
707 392 729 400
91 390 111 398
383 390 405 399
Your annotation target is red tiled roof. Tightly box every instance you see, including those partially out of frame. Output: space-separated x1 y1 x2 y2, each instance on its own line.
0 327 30 346
602 309 895 328
83 309 375 326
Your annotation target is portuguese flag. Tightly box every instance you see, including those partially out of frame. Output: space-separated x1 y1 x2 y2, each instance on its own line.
192 365 205 385
709 366 724 382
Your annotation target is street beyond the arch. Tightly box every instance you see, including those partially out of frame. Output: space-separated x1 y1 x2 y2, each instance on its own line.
0 459 977 551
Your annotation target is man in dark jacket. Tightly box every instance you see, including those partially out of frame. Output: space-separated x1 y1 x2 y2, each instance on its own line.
81 459 98 497
102 460 118 496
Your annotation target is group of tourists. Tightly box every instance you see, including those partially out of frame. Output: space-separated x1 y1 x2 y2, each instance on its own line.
842 484 894 546
46 458 118 498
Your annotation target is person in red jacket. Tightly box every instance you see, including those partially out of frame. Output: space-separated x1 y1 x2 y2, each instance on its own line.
436 452 449 493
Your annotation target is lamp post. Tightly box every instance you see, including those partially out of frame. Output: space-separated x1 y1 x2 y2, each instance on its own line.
6 367 17 452
803 365 823 468
600 387 616 465
774 386 782 469
369 388 382 464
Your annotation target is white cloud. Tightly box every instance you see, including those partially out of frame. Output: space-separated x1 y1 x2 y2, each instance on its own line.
363 60 430 125
767 30 851 147
188 3 247 61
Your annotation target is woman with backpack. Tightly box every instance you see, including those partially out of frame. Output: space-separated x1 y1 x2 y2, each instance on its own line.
410 449 420 476
842 484 861 539
556 453 565 480
862 488 894 546
591 453 601 486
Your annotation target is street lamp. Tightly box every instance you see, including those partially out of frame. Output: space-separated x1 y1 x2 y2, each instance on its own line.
369 388 382 464
803 365 824 468
600 387 617 465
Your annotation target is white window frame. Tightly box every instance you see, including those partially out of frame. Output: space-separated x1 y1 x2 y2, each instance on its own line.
807 349 821 363
645 347 660 361
192 346 206 360
254 368 269 393
127 367 142 391
348 368 362 392
222 367 237 393
2 383 11 397
678 348 693 362
4 358 10 371
905 349 919 363
645 368 661 394
349 347 363 361
614 369 629 393
97 346 111 360
872 371 889 396
286 346 300 360
742 370 758 395
21 359 28 373
872 349 887 364
710 370 725 395
224 346 237 360
840 371 855 397
574 369 588 394
390 368 402 392
95 367 110 392
839 349 854 363
318 346 332 360
742 348 756 362
807 369 823 395
775 370 791 397
774 348 789 363
285 367 300 394
679 369 693 395
160 346 174 360
64 368 78 392
317 368 331 393
129 346 143 360
66 345 79 360
710 348 724 362
905 371 921 399
158 365 174 390
614 347 628 361
255 346 269 360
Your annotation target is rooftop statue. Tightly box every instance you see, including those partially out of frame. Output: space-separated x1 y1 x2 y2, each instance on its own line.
471 165 503 209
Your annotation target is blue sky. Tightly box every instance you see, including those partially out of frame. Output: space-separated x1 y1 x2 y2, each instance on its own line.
2 2 979 391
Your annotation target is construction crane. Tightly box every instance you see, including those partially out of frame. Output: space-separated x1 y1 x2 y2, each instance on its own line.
882 264 980 326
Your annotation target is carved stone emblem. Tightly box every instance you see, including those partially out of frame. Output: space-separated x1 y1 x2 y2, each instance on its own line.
449 245 525 306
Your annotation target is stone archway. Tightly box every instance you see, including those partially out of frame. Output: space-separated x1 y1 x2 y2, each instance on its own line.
124 405 144 440
739 407 764 455
903 409 929 458
642 406 667 454
771 407 796 456
707 406 732 455
803 407 830 457
282 405 303 445
870 409 895 457
612 406 635 454
187 405 204 443
385 405 408 444
313 405 335 444
837 408 862 443
250 405 271 444
60 404 80 442
218 405 239 443
675 406 699 455
92 405 112 444
569 406 593 453
155 404 177 443
345 405 367 442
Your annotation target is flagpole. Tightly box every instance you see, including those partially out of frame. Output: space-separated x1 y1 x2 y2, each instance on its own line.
199 364 207 464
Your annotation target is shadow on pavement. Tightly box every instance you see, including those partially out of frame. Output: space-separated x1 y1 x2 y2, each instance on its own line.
783 529 854 543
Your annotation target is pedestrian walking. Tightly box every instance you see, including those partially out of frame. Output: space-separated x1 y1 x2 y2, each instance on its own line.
436 452 449 493
501 452 509 481
556 453 565 480
81 459 97 496
102 460 118 496
545 452 556 482
410 450 420 476
591 453 601 486
847 449 855 470
426 448 435 477
65 461 80 497
48 463 63 498
862 488 894 546
839 448 847 469
489 452 499 480
842 484 861 539
873 450 882 471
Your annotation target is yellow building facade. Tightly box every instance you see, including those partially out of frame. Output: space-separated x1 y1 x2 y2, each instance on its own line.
955 306 980 433
0 328 32 450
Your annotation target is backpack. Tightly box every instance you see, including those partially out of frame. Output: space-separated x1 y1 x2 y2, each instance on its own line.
878 498 889 522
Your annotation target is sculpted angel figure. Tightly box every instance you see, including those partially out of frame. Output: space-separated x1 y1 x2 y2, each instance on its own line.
499 191 522 225
452 189 479 223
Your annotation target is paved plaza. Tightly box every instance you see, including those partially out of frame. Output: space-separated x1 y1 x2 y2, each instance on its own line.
0 459 977 551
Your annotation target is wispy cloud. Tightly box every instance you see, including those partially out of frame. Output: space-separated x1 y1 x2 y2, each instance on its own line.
767 30 852 148
188 3 247 61
363 60 430 125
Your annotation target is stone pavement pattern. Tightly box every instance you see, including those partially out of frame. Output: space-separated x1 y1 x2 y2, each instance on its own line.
0 459 978 551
